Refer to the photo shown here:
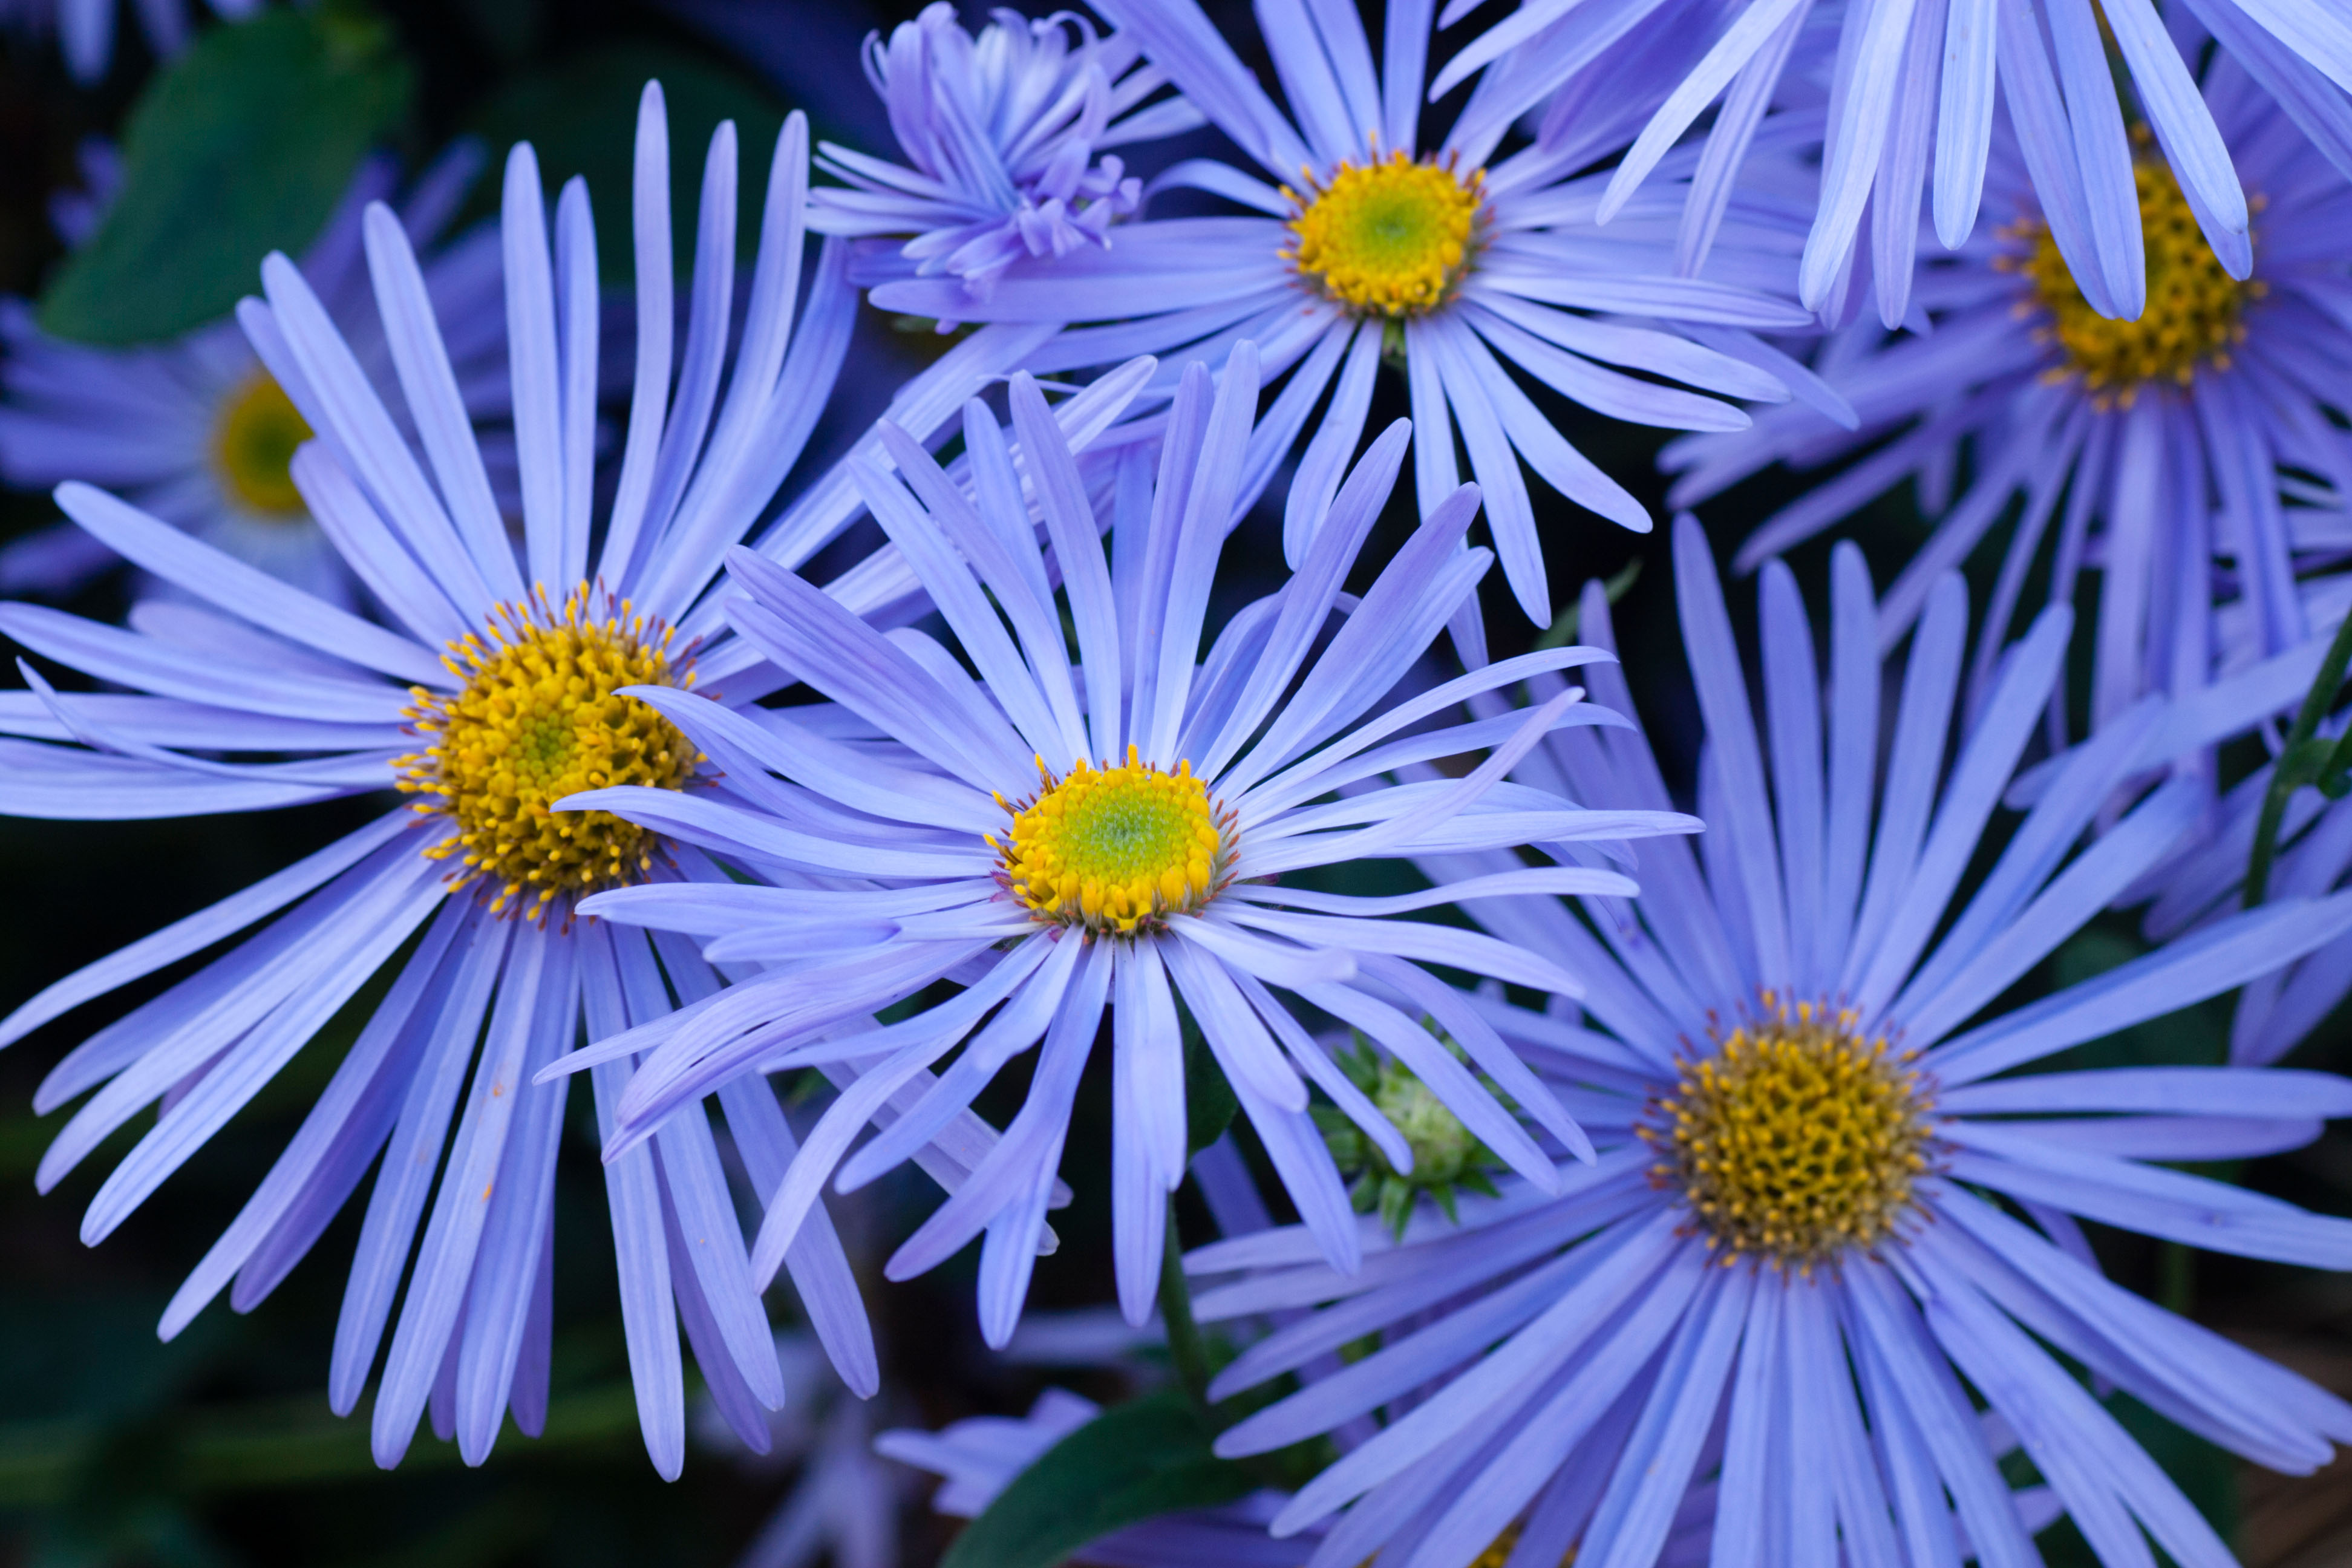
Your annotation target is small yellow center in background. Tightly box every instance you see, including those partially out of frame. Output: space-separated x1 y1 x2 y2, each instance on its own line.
993 748 1229 934
1285 151 1481 319
2014 149 2259 407
212 371 313 518
1645 996 1933 1270
396 586 699 920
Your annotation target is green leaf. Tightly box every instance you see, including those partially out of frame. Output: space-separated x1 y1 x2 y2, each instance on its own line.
941 1390 1258 1568
38 5 414 345
462 44 794 286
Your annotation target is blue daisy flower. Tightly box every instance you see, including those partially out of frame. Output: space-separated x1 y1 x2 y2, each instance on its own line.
1455 0 2352 325
1183 518 2352 1568
551 345 1701 1345
0 148 507 605
835 0 1824 637
0 85 1056 1478
807 3 1204 301
1667 60 2352 746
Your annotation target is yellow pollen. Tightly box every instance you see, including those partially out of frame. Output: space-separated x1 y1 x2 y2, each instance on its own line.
212 371 312 518
394 584 701 920
991 746 1230 935
1642 995 1935 1272
1284 150 1483 319
2017 143 2258 407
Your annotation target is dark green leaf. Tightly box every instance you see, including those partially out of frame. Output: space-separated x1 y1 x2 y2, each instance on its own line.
38 5 414 345
462 44 794 286
941 1390 1257 1568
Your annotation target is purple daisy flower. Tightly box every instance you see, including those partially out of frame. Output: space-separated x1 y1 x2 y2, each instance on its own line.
1455 0 2352 325
551 346 1700 1344
1182 518 2352 1568
0 147 507 605
846 0 1826 637
808 3 1204 301
0 83 1079 1478
1666 57 2352 747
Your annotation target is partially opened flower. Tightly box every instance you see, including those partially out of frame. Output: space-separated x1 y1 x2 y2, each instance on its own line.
0 88 977 1478
1455 0 2345 325
0 149 506 604
808 3 1203 300
559 346 1699 1344
1667 62 2352 743
851 0 1820 635
1184 519 2352 1568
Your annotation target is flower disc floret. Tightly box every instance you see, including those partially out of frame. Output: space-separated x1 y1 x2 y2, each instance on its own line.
992 747 1230 934
396 586 699 919
1645 996 1935 1270
212 371 313 518
2013 148 2259 405
1284 151 1482 319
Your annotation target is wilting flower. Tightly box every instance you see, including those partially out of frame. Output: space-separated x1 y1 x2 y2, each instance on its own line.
1184 518 2352 1568
1668 63 2352 743
0 0 253 82
1455 0 2348 322
0 89 918 1478
0 150 506 603
852 0 1818 635
558 345 1698 1344
808 3 1202 301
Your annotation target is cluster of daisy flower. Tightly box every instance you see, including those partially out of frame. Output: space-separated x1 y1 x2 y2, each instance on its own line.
5 1 2352 1566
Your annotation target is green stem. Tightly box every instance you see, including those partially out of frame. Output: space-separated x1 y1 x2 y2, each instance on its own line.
2246 612 2352 907
1158 1195 1214 1414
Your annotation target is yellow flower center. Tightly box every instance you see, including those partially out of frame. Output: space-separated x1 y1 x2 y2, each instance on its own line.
991 747 1230 935
1284 151 1482 319
2013 149 2261 407
212 371 313 518
1644 996 1935 1271
396 586 701 920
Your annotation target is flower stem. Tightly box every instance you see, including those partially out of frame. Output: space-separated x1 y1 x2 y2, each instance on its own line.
2246 612 2352 907
1158 1195 1214 1413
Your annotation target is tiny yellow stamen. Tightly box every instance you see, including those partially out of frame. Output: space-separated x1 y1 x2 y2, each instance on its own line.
212 371 312 518
1284 149 1483 319
995 745 1232 935
1642 993 1936 1272
394 584 701 921
2019 140 2256 399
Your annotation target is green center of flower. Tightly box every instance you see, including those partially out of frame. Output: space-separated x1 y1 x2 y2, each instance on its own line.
395 586 700 920
212 371 312 518
991 748 1232 934
1284 151 1482 319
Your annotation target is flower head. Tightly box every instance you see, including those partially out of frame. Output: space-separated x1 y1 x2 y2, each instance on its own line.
0 149 505 604
1455 0 2339 327
1667 68 2352 744
850 0 1818 634
1182 520 2352 1568
808 4 1198 299
558 346 1701 1345
0 85 979 1480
